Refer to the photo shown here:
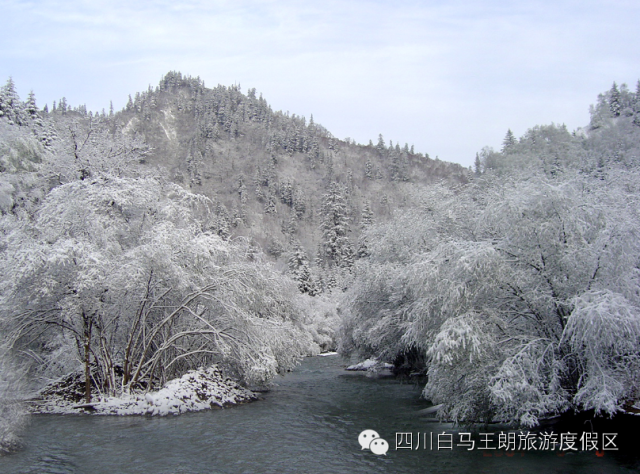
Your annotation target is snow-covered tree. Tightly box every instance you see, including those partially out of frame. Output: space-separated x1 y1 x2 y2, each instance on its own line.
474 153 482 176
609 82 621 117
375 134 385 154
0 177 312 402
501 129 516 153
0 78 25 126
288 243 317 295
340 161 640 426
44 115 149 183
318 183 353 269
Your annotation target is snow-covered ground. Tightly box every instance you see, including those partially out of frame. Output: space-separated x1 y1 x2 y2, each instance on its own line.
31 366 258 416
317 351 338 357
345 358 394 371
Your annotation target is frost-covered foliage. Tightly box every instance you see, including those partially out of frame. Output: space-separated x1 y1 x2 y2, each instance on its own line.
36 366 258 416
0 121 48 174
340 93 640 425
298 294 340 352
43 114 150 183
425 313 499 423
0 175 313 402
563 291 640 414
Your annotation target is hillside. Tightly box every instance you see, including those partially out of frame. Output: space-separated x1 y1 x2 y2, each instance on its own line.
0 71 469 292
115 72 468 279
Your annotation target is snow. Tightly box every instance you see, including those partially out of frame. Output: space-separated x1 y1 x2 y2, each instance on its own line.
317 351 338 357
160 109 177 141
345 358 394 371
32 366 258 416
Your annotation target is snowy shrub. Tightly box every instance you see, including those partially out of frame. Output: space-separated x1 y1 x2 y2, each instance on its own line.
423 313 499 424
563 290 640 415
299 293 340 353
0 176 313 400
340 163 640 425
490 341 569 427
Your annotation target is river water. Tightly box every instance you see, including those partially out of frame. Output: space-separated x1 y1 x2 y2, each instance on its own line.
2 354 639 474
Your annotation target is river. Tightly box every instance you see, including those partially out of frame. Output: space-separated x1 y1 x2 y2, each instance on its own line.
2 354 639 473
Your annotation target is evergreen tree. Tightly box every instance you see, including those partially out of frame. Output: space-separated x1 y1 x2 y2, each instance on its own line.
318 183 353 269
213 203 231 239
283 209 298 235
360 200 374 228
365 159 374 180
633 80 640 127
474 153 482 176
25 91 38 118
264 191 277 214
58 97 68 114
288 243 316 295
42 120 58 148
0 78 25 125
609 82 621 117
376 134 386 154
502 129 516 153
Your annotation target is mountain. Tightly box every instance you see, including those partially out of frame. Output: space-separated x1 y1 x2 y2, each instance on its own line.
110 72 469 280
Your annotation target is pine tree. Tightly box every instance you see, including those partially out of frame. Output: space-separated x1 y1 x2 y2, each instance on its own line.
360 200 374 228
288 243 316 295
474 153 482 176
213 203 231 238
365 160 374 180
633 80 640 127
42 121 58 148
502 129 516 153
293 189 306 219
25 91 38 118
0 86 6 121
356 237 370 259
264 192 277 214
318 183 353 269
376 134 386 154
283 209 298 235
609 82 621 117
58 97 68 114
0 77 25 125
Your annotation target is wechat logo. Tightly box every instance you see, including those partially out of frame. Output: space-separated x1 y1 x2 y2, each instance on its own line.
358 429 389 455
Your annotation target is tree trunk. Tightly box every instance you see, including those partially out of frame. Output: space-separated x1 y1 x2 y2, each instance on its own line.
82 309 93 404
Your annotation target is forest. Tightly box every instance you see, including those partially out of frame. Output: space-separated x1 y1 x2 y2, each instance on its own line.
1 74 640 451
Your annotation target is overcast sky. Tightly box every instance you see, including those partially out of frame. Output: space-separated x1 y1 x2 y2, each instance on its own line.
2 0 639 168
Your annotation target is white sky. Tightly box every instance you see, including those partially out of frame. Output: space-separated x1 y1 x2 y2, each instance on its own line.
2 0 639 168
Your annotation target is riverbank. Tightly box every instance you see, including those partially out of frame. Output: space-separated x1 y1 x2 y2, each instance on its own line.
30 366 259 416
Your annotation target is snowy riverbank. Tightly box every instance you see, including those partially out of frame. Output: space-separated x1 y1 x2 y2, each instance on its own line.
30 366 259 416
345 358 394 372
